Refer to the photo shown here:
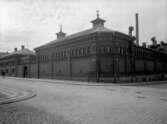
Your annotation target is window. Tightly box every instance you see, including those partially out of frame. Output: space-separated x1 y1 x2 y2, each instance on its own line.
83 48 86 55
92 46 96 52
81 48 83 55
12 68 15 73
64 51 66 57
71 49 74 56
87 47 90 54
79 48 82 56
107 47 110 53
118 47 121 54
75 49 78 56
102 47 105 53
61 51 63 58
123 48 126 55
58 52 60 58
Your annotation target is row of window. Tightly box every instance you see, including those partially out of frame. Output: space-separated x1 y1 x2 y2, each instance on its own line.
0 68 15 73
38 47 90 62
134 48 154 57
39 55 50 62
118 47 128 55
38 46 129 62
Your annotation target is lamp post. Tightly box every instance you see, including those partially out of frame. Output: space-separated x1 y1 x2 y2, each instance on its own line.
67 49 72 79
96 56 100 82
114 55 119 83
91 57 99 82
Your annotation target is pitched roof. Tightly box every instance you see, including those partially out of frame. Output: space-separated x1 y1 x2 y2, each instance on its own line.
36 26 115 50
0 52 8 58
0 48 35 59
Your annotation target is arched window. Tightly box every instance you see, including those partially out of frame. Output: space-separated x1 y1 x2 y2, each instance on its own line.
79 48 82 56
71 49 74 56
83 48 85 55
109 47 112 53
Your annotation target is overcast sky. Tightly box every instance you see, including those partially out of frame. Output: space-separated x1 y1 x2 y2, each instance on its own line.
0 0 166 52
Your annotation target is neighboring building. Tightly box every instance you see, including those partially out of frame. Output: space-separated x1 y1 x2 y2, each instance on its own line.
148 37 167 53
0 13 167 82
0 52 8 58
0 45 36 78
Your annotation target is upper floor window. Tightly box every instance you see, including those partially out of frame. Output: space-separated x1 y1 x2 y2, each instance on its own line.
87 47 90 54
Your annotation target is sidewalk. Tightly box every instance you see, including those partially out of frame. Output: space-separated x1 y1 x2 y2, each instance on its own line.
6 76 167 86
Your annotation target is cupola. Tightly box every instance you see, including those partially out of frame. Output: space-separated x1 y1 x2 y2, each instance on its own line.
56 25 66 39
91 10 106 28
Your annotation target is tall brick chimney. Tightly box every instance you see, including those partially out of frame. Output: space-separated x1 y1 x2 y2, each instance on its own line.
135 13 139 45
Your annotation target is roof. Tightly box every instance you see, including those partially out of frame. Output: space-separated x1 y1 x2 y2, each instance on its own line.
0 48 35 59
0 52 8 58
36 26 116 50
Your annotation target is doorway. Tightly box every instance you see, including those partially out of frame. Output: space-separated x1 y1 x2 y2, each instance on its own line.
23 66 28 78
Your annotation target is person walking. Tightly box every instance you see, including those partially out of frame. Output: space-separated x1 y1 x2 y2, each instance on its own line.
1 71 5 79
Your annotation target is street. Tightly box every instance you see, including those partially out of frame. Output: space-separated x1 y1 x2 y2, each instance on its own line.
0 77 167 124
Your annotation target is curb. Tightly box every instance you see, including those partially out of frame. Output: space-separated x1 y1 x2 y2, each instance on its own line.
0 86 36 105
6 77 167 87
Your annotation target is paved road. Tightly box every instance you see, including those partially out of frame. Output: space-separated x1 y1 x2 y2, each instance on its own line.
0 77 167 124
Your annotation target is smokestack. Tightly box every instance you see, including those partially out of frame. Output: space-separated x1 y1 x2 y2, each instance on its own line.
135 13 139 45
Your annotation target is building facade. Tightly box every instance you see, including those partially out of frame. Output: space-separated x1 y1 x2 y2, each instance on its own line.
0 13 167 82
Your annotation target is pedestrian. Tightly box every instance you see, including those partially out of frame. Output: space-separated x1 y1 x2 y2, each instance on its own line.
2 71 5 79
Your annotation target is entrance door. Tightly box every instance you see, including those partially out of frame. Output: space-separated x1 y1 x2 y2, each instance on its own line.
23 66 28 78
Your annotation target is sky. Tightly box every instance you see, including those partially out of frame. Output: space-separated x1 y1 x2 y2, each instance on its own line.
0 0 167 52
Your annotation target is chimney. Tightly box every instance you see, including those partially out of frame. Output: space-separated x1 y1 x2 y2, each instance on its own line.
151 36 157 46
142 42 147 48
135 13 139 45
21 45 25 50
128 26 134 37
14 48 17 52
160 41 164 45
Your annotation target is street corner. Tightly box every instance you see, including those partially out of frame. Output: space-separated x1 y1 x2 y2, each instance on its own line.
0 85 36 105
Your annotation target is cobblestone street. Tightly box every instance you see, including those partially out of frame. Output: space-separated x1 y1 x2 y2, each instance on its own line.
0 78 167 124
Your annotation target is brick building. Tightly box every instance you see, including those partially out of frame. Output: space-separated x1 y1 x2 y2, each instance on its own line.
0 45 36 78
0 12 167 82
